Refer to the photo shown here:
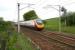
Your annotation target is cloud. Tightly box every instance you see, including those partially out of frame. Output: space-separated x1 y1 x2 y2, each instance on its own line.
0 0 75 21
0 0 17 21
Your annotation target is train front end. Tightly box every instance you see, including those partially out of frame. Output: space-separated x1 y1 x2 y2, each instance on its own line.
35 19 44 31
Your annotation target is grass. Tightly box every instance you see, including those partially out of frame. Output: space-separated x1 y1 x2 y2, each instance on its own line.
17 33 39 50
61 26 75 34
0 20 18 50
45 18 75 34
45 18 59 31
0 20 38 50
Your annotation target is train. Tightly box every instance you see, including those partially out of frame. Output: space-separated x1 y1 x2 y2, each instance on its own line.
15 19 44 31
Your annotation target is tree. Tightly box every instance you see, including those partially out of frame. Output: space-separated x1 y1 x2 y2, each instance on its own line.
0 17 3 21
23 10 38 21
61 12 75 26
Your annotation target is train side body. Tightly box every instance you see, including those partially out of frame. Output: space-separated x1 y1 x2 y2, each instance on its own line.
20 20 35 27
16 19 44 31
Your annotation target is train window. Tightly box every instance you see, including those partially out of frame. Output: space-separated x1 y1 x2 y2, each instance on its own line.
36 19 43 24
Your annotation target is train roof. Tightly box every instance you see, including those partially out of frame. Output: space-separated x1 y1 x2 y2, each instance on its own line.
19 18 42 22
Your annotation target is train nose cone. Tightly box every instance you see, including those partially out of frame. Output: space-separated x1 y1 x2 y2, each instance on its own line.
35 24 44 30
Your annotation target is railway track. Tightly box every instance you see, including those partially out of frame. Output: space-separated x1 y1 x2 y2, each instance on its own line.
21 26 75 50
32 30 75 49
39 30 75 47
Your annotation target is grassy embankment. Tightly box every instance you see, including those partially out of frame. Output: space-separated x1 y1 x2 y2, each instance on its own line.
17 33 39 50
45 18 75 34
0 20 38 50
0 21 17 50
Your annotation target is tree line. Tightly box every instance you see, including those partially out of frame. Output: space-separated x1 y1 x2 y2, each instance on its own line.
61 12 75 26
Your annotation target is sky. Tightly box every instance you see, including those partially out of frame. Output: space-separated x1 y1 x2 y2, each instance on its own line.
0 0 75 21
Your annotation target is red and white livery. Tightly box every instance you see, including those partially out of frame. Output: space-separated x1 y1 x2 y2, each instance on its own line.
16 19 44 31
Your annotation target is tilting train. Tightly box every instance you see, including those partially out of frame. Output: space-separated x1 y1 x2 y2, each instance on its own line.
15 19 44 31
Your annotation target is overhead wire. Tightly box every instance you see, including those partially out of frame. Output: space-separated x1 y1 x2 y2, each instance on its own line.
60 1 75 6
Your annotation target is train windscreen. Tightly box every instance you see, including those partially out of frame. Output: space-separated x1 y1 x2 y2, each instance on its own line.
36 19 43 25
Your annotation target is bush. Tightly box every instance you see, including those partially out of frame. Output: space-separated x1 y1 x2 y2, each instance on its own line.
0 20 17 50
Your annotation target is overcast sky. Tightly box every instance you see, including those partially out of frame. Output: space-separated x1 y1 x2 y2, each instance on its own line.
0 0 75 21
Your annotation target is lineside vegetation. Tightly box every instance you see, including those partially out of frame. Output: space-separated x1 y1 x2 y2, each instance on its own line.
0 17 17 50
44 12 75 34
0 17 39 50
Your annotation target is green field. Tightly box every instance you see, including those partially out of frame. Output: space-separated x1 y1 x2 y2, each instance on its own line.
45 18 75 34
